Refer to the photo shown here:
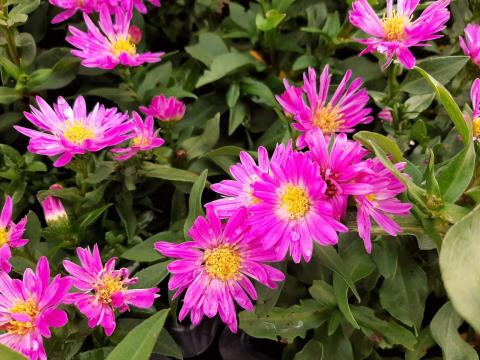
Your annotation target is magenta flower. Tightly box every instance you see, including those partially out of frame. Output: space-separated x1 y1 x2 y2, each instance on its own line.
469 78 480 141
41 184 69 228
460 24 480 65
209 143 293 218
128 25 143 44
49 0 96 24
66 7 164 70
378 108 394 123
140 95 186 122
105 0 161 14
154 207 284 333
276 66 372 148
249 150 348 263
111 112 164 161
132 0 161 14
305 129 372 220
0 257 72 360
354 159 412 253
0 196 28 273
63 245 159 336
349 0 450 69
15 96 132 167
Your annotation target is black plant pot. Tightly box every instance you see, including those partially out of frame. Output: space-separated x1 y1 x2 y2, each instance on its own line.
219 328 281 360
169 317 221 358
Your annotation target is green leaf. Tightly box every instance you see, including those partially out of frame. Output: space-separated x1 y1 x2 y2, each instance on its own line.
140 162 201 183
182 114 220 159
313 245 360 301
255 262 286 315
401 56 469 95
138 62 172 98
240 78 277 107
430 302 478 360
106 309 169 360
0 344 27 359
185 33 228 67
351 306 417 350
413 66 470 144
132 262 169 289
308 280 336 308
405 328 435 360
440 204 480 333
121 231 180 262
228 102 247 135
196 53 259 88
239 301 331 342
379 246 428 330
353 131 403 163
27 57 79 91
78 204 112 230
425 149 442 199
0 87 21 105
74 348 113 360
153 330 183 359
256 9 286 31
226 82 240 108
333 273 359 329
183 169 208 239
115 191 136 243
294 340 324 360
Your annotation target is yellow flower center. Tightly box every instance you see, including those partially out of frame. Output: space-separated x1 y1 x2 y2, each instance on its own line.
473 117 480 138
132 136 149 147
95 275 124 304
5 298 40 335
4 320 35 335
313 103 343 134
382 12 407 41
111 38 136 58
281 184 310 220
204 245 242 281
63 121 95 145
366 194 376 202
0 228 8 247
10 298 40 318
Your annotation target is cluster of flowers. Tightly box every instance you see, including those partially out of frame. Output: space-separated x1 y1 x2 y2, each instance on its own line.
154 64 413 332
0 195 159 360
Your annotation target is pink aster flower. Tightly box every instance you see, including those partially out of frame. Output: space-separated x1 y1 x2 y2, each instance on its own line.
63 245 159 336
460 24 480 66
41 184 69 228
354 159 412 253
469 78 480 141
15 96 132 167
305 129 372 220
209 143 293 218
378 108 394 122
0 257 72 360
111 112 164 161
154 207 284 333
249 150 348 263
0 196 28 273
128 25 142 44
66 6 164 70
276 66 372 148
49 0 96 24
103 0 161 14
140 95 186 122
349 0 450 69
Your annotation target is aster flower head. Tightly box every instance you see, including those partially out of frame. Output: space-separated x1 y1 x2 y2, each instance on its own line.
305 129 372 220
41 184 69 228
63 245 159 336
354 159 412 253
154 207 285 333
460 24 480 66
0 257 72 360
209 142 293 218
111 112 165 161
49 0 96 24
15 96 132 167
249 150 348 263
276 66 373 148
0 196 28 273
349 0 450 69
140 95 186 122
469 78 480 141
66 6 164 70
104 0 161 14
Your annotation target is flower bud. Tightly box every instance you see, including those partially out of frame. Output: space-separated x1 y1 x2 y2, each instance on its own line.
41 184 69 228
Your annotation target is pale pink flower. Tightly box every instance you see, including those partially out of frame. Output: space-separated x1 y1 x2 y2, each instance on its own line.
41 184 69 227
140 95 186 122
